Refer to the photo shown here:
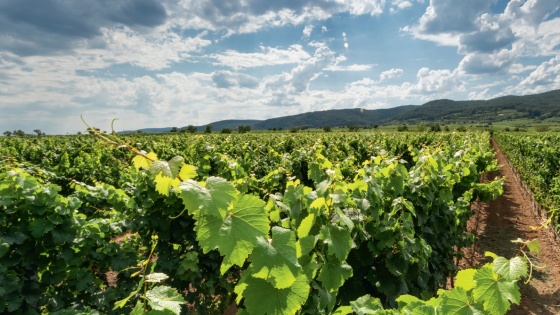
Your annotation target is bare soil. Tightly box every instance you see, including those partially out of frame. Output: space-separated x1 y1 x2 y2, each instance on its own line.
459 138 560 314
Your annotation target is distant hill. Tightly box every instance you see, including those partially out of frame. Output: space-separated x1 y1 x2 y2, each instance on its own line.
389 89 560 123
122 89 560 133
121 119 262 134
252 106 417 130
195 119 262 131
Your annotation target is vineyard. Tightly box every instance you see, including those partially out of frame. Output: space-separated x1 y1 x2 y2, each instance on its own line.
0 130 555 314
494 133 560 234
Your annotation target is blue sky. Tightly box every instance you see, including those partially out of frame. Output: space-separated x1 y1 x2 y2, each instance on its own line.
1 0 559 134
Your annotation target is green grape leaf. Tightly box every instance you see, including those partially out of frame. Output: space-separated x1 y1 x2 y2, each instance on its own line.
473 266 521 314
296 235 317 258
297 213 315 238
395 294 422 306
168 156 185 177
441 287 484 315
332 306 353 315
525 239 541 254
493 256 528 281
319 224 352 262
29 218 54 238
145 273 169 283
154 173 180 196
149 161 174 178
350 294 384 314
206 177 239 211
317 258 353 291
405 305 437 315
250 227 300 289
239 273 309 315
455 268 477 291
309 197 326 214
178 164 197 180
146 285 185 315
178 180 212 216
131 301 144 315
0 242 9 258
196 194 269 273
178 177 238 219
132 152 158 170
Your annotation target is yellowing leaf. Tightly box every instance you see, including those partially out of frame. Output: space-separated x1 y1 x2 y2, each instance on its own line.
297 213 315 238
179 164 198 180
132 152 158 169
155 173 180 196
455 268 477 291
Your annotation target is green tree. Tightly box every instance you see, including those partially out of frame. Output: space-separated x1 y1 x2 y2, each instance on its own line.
12 129 25 136
238 125 252 133
348 125 359 132
323 126 332 132
33 129 43 136
205 125 213 134
170 127 178 133
221 128 232 134
185 125 197 133
3 131 12 136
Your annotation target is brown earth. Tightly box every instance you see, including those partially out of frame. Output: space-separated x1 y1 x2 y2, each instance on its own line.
459 138 560 314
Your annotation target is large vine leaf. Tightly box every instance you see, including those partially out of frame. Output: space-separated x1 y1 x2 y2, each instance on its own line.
493 256 528 281
350 294 384 314
154 173 180 196
441 287 484 315
145 285 185 315
454 268 477 291
319 224 352 262
178 177 238 219
250 227 300 289
317 258 353 291
297 213 315 238
195 194 269 273
473 266 521 315
132 152 158 170
178 164 197 180
238 273 310 315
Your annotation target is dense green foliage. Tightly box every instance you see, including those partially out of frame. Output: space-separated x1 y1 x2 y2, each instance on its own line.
494 132 560 233
0 131 534 314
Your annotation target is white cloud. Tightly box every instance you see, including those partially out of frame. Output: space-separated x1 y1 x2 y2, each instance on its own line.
171 0 399 36
380 68 404 80
94 27 212 70
303 25 314 39
390 0 413 12
211 70 259 88
468 88 492 100
516 55 560 90
458 49 515 74
327 64 375 71
262 44 339 106
414 0 491 35
409 67 461 94
344 0 386 16
210 45 311 70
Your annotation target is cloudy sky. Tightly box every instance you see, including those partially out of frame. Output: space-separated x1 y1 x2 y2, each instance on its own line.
1 0 559 134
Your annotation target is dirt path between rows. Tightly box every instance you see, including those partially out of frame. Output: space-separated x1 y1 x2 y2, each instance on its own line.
459 138 560 314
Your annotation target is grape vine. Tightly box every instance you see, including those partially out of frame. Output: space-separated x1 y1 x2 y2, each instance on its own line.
0 129 544 315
